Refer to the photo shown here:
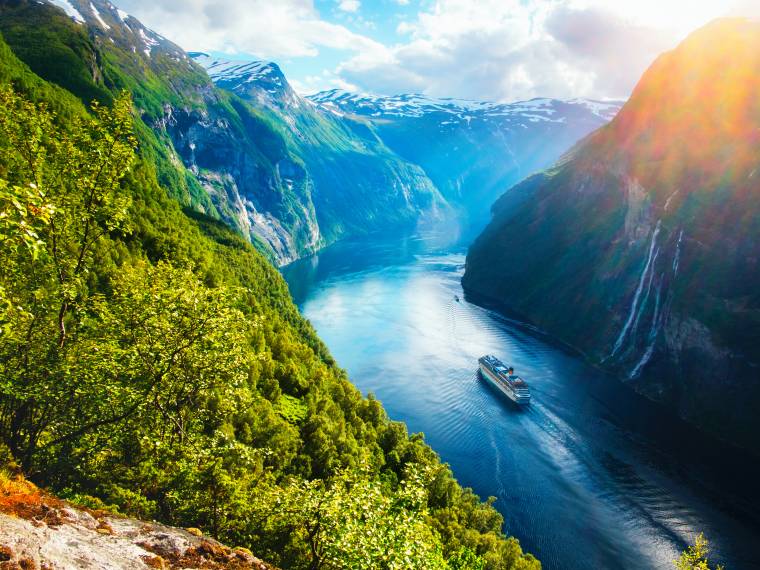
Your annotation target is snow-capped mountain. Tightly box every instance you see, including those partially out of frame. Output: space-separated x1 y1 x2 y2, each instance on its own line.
308 89 623 229
190 53 300 108
44 0 189 63
309 89 621 123
28 0 623 256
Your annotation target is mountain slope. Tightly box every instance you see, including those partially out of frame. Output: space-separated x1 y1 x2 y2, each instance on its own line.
0 0 446 264
0 11 540 570
0 4 539 569
463 18 760 451
308 90 622 229
192 52 448 250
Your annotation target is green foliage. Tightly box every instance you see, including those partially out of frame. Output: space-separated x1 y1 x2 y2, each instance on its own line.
256 466 448 569
0 36 538 570
447 547 486 570
277 394 309 424
674 534 724 570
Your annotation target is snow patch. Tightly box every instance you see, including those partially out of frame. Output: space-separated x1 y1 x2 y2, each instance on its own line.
90 2 110 29
47 0 84 23
568 98 622 121
138 28 159 57
307 90 622 126
192 54 285 89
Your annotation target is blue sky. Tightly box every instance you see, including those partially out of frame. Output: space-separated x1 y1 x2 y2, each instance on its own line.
116 0 759 102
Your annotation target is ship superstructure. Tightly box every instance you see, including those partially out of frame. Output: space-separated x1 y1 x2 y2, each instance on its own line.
478 355 531 406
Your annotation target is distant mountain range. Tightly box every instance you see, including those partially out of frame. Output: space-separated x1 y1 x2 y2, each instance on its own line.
3 0 620 264
463 18 760 452
307 89 622 230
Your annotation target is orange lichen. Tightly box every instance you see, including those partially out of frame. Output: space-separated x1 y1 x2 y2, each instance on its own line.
0 471 52 522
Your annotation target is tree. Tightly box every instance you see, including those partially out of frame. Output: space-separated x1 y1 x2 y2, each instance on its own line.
447 547 486 570
0 81 539 570
674 533 724 570
0 87 136 470
258 466 449 570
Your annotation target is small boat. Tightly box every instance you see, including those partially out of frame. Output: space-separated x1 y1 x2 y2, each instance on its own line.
478 355 531 406
454 295 460 302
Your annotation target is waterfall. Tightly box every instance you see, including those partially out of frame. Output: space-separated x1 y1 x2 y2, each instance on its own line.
672 229 684 274
629 278 663 379
608 220 661 360
630 247 659 341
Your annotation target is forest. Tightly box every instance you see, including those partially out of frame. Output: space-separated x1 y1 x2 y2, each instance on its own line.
0 31 539 570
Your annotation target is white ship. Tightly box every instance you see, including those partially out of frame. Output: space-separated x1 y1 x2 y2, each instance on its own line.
478 355 531 406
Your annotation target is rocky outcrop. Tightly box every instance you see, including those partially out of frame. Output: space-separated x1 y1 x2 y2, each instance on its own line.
156 101 321 263
0 475 274 570
463 19 760 452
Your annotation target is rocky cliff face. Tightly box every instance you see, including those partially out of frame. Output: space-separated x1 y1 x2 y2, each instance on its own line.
463 18 760 452
0 474 274 569
308 91 622 230
0 0 446 264
191 53 449 253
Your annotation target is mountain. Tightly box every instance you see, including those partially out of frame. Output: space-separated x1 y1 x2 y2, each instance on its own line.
190 53 300 109
0 0 620 264
308 89 622 229
462 19 760 451
191 52 448 256
0 2 539 568
0 0 445 264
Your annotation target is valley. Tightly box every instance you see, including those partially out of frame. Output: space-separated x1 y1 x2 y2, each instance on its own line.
283 229 760 570
0 1 757 569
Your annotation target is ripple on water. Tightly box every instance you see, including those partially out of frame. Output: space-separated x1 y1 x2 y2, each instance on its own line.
283 236 760 570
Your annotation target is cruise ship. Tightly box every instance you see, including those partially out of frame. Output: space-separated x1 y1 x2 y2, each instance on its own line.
478 355 531 406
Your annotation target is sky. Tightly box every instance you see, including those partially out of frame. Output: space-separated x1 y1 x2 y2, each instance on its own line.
115 0 760 102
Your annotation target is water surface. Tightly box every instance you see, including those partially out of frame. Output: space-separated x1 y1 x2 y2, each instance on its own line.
282 230 760 570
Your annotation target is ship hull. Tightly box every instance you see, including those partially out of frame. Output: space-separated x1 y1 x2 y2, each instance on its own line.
479 364 531 406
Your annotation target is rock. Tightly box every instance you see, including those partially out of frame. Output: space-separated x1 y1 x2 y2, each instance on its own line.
0 478 277 570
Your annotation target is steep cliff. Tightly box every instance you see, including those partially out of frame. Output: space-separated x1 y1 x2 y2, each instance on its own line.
193 53 447 250
0 0 445 263
463 19 760 452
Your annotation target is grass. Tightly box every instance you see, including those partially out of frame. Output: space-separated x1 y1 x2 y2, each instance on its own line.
275 394 308 424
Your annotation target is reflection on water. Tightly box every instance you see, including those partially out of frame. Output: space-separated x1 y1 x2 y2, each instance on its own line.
281 230 760 570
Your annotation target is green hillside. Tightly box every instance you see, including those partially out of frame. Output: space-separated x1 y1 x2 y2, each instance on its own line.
0 13 538 570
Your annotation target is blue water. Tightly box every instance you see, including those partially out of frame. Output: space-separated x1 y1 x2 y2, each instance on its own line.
282 230 760 570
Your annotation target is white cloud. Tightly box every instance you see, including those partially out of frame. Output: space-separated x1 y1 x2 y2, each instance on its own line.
115 0 382 60
114 0 756 100
729 0 760 18
335 0 742 101
337 0 360 13
291 71 359 94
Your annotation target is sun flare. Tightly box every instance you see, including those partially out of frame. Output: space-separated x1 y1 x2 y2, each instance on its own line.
577 0 741 37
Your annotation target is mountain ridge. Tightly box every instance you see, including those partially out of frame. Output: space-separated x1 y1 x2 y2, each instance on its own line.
20 0 622 262
3 0 449 264
305 83 623 229
462 17 760 452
